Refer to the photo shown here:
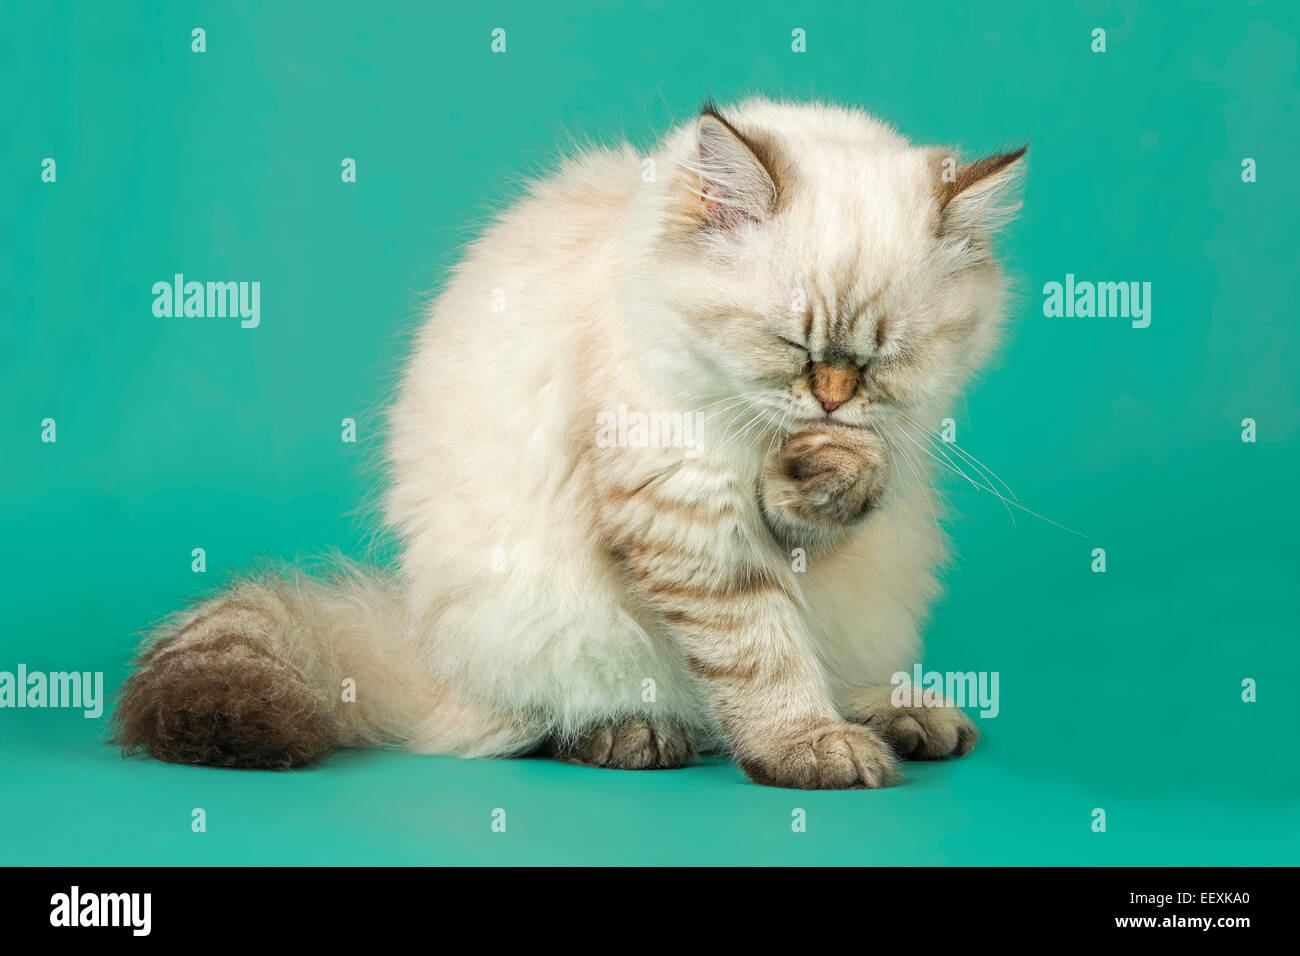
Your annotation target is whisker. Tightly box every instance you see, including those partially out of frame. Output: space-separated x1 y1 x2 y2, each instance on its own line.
891 423 1087 538
694 392 755 416
709 409 766 460
894 418 1014 527
878 423 947 531
706 400 759 450
898 411 1019 502
720 413 770 459
763 408 791 464
893 422 999 497
740 409 780 461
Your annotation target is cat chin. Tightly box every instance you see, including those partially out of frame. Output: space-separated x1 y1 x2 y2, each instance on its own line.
789 415 832 428
788 414 870 430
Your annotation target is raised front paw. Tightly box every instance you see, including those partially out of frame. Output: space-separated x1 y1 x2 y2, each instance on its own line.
844 687 979 760
738 720 901 789
762 425 889 536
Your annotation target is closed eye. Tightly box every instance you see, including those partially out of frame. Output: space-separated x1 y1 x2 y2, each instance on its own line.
776 335 808 354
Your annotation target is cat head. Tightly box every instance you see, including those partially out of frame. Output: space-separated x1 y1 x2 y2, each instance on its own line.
639 98 1026 437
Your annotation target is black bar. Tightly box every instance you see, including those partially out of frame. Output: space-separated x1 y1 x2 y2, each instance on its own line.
5 866 1279 940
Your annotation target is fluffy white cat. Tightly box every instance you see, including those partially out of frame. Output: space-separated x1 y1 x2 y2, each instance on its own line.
115 98 1025 789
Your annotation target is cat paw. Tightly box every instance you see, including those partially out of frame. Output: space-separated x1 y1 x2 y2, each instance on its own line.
845 688 979 760
550 717 696 770
739 721 900 789
763 425 889 532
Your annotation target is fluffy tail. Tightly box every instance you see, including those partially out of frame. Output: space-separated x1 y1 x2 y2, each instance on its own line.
112 564 432 769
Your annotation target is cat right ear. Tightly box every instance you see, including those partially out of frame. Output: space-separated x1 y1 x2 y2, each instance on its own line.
687 106 779 229
935 146 1027 237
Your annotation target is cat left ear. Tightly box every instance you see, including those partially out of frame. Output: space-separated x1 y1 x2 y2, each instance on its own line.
689 106 779 229
936 146 1027 236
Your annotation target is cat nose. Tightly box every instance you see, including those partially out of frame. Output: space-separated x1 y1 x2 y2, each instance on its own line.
810 361 858 414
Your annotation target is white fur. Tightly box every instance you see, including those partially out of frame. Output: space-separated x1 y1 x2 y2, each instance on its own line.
373 98 1022 756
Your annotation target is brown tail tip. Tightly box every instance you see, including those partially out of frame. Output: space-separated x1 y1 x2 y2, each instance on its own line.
112 630 340 770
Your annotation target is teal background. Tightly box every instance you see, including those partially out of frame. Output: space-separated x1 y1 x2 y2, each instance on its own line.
2 0 1297 865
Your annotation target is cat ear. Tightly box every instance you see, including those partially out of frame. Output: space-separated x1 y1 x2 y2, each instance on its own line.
936 146 1027 236
689 106 779 229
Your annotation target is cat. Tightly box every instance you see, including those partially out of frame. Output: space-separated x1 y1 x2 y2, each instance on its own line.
113 98 1026 789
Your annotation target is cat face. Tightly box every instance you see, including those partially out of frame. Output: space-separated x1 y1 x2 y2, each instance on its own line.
653 101 1025 441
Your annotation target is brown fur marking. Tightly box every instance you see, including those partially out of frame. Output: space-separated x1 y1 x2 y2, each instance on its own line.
112 618 339 770
686 654 761 683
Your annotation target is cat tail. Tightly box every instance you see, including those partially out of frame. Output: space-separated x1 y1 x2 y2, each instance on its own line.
112 560 432 769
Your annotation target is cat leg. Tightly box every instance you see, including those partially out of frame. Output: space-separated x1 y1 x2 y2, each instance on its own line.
759 423 889 550
548 717 696 770
763 429 974 759
841 687 978 760
602 466 898 790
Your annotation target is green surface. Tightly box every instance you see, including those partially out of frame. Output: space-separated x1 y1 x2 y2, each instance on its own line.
2 0 1297 865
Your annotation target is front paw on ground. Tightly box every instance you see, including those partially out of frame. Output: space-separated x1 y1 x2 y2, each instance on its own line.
740 721 901 790
855 699 979 760
549 717 696 770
